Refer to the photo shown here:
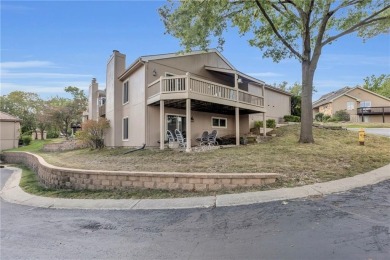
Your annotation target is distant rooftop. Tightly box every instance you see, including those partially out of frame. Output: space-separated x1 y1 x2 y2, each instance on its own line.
0 111 21 122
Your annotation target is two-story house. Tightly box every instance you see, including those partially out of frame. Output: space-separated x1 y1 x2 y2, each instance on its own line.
313 86 390 122
85 49 291 151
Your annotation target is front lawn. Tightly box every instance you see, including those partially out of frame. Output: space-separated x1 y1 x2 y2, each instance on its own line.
23 125 390 188
7 138 63 152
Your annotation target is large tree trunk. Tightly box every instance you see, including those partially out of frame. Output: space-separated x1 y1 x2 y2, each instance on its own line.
299 60 315 143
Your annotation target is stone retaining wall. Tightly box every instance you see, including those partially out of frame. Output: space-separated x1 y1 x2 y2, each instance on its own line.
2 152 280 191
42 140 88 152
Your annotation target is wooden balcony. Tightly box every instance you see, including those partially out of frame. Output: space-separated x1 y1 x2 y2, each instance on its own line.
357 106 390 115
147 73 265 113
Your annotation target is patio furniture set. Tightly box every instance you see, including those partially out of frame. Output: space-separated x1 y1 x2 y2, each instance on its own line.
167 129 218 151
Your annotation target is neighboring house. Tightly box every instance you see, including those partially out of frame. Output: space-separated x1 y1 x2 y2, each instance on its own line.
313 87 390 123
85 49 291 150
0 111 21 151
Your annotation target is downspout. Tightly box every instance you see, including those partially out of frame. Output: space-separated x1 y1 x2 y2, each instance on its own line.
145 61 148 147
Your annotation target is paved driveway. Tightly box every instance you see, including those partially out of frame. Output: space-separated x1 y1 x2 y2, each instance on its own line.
1 168 389 259
347 128 390 137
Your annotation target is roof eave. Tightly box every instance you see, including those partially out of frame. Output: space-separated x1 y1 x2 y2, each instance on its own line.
118 58 145 81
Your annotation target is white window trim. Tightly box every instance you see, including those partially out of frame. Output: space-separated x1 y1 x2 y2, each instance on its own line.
360 101 371 108
122 117 129 141
212 117 227 128
123 81 129 105
346 101 354 110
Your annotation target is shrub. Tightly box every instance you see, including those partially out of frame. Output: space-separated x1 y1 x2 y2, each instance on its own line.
333 110 350 122
46 130 59 139
76 118 110 149
254 120 263 128
323 115 331 122
284 115 300 122
314 113 324 122
327 117 337 122
22 135 32 146
266 119 276 129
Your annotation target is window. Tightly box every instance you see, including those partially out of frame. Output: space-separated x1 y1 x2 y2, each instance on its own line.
360 101 371 108
347 101 354 110
123 81 129 104
123 117 129 140
212 117 227 128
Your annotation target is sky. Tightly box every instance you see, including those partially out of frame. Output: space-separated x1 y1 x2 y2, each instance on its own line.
1 0 389 101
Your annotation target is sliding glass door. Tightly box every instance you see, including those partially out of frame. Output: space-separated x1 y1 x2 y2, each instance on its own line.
166 114 187 139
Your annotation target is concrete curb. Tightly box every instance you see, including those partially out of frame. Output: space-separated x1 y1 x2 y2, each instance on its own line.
1 164 390 210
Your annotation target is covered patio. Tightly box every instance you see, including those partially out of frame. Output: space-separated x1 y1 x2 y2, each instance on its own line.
147 70 267 151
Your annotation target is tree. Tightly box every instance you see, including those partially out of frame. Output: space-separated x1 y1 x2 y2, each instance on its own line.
362 74 390 98
160 0 390 143
35 100 52 140
48 87 87 139
0 91 41 134
76 118 110 149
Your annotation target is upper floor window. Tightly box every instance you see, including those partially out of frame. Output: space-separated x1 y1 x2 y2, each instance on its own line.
212 117 227 128
99 97 106 106
346 101 354 110
360 101 371 108
123 81 129 104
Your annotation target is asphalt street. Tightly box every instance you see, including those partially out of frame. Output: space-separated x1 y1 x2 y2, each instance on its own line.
1 168 389 259
347 128 390 137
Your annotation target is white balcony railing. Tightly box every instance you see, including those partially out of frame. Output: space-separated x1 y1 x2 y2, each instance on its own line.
147 73 264 108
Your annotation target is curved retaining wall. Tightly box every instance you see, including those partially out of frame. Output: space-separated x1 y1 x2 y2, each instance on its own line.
2 152 280 191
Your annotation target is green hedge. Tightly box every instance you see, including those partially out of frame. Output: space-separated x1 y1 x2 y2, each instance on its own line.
284 115 300 122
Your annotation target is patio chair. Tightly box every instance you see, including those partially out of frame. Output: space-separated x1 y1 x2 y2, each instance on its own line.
167 130 175 144
196 131 209 146
207 130 218 146
174 129 186 148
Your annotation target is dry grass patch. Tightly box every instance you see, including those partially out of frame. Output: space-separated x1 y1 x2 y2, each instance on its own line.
33 125 390 188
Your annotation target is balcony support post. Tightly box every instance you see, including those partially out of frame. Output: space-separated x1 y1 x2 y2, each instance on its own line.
263 112 267 137
235 107 240 146
186 98 192 152
383 107 385 123
160 100 165 150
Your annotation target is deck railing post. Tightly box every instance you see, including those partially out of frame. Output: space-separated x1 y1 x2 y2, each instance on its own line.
159 76 163 93
186 72 190 93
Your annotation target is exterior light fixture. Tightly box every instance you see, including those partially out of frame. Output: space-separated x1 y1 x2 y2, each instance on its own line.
237 77 243 84
153 69 157 76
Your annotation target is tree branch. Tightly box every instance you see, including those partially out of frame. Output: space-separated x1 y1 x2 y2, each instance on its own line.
329 0 362 15
254 0 303 60
322 6 390 46
303 0 315 59
311 1 332 63
270 1 300 26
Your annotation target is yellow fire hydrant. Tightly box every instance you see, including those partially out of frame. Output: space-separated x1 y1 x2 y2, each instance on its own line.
358 128 365 145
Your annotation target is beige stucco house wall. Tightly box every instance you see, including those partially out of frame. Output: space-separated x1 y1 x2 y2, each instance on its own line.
249 87 291 126
313 87 390 123
87 49 291 148
0 112 21 151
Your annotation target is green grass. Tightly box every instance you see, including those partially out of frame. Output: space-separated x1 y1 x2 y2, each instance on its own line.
7 138 62 152
11 125 390 199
